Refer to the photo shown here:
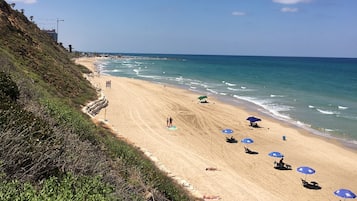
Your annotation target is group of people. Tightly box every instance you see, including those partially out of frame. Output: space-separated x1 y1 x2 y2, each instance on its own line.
166 117 173 127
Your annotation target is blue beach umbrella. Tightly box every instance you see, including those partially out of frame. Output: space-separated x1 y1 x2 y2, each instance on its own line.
297 166 315 180
222 129 233 135
268 151 284 158
246 116 261 122
241 138 254 144
334 189 356 200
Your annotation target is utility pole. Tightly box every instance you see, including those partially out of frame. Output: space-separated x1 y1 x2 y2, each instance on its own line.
56 18 64 42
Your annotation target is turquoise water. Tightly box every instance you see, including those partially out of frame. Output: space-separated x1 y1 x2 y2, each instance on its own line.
97 54 357 145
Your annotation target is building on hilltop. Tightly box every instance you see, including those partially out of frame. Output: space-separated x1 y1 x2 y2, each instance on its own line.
43 29 58 42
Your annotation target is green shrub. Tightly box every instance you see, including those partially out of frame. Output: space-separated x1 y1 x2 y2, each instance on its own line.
40 98 96 142
0 174 115 201
0 71 19 101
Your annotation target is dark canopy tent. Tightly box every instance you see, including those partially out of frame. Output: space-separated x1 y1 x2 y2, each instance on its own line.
246 116 261 127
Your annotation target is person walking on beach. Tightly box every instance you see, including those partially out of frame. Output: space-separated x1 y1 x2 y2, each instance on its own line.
166 117 169 127
169 117 173 127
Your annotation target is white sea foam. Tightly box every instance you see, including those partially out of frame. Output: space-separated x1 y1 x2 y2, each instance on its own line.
296 121 311 127
190 81 209 89
190 81 201 85
102 69 122 73
136 74 162 80
270 94 285 98
220 92 227 96
224 82 236 86
133 69 140 75
324 128 335 132
316 108 338 115
336 114 357 121
236 86 254 92
233 95 292 120
206 88 218 94
227 87 239 91
338 105 349 110
175 76 183 81
308 105 315 109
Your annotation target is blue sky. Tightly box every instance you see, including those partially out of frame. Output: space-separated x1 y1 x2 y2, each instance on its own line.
6 0 357 57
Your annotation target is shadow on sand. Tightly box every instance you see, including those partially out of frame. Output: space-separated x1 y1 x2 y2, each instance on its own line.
244 147 259 155
301 179 322 190
226 137 238 143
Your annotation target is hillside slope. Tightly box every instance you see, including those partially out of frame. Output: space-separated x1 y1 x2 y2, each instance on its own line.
0 1 195 200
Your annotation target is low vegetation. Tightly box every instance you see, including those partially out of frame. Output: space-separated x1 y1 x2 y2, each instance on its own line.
0 0 197 200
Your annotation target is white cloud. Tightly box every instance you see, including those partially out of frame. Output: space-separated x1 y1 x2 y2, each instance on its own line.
281 7 299 12
273 0 311 4
6 0 37 4
232 11 246 16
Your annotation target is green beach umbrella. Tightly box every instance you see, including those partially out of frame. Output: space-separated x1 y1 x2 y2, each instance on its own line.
198 95 207 100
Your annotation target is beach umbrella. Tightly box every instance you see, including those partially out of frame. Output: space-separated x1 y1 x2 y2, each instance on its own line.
246 116 261 122
297 166 315 180
334 189 356 200
268 151 284 158
198 95 208 100
222 129 233 135
241 138 254 144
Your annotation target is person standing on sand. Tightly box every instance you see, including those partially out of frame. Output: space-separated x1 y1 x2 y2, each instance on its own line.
166 117 169 127
169 117 173 127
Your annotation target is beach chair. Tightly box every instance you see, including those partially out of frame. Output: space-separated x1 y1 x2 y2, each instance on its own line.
274 161 292 170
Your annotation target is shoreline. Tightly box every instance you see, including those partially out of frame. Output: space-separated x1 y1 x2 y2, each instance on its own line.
91 55 357 150
76 57 357 200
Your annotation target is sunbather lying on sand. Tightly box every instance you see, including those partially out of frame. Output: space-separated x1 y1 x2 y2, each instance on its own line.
203 195 221 200
205 167 219 171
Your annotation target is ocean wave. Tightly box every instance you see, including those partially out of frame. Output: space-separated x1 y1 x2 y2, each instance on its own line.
324 128 335 132
175 76 183 82
190 81 201 85
233 95 291 120
102 69 122 73
336 114 357 121
136 74 162 80
227 86 254 92
296 121 311 127
222 81 236 86
270 94 285 98
207 88 218 94
316 108 339 115
227 87 239 91
190 81 209 88
133 69 140 75
308 105 315 109
338 105 349 110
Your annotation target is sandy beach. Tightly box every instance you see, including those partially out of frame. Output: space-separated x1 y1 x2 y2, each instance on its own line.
76 57 357 201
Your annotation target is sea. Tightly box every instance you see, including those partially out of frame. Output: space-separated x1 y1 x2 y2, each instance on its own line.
95 54 357 146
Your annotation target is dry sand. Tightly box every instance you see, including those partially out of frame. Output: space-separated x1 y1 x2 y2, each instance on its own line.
76 57 357 201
